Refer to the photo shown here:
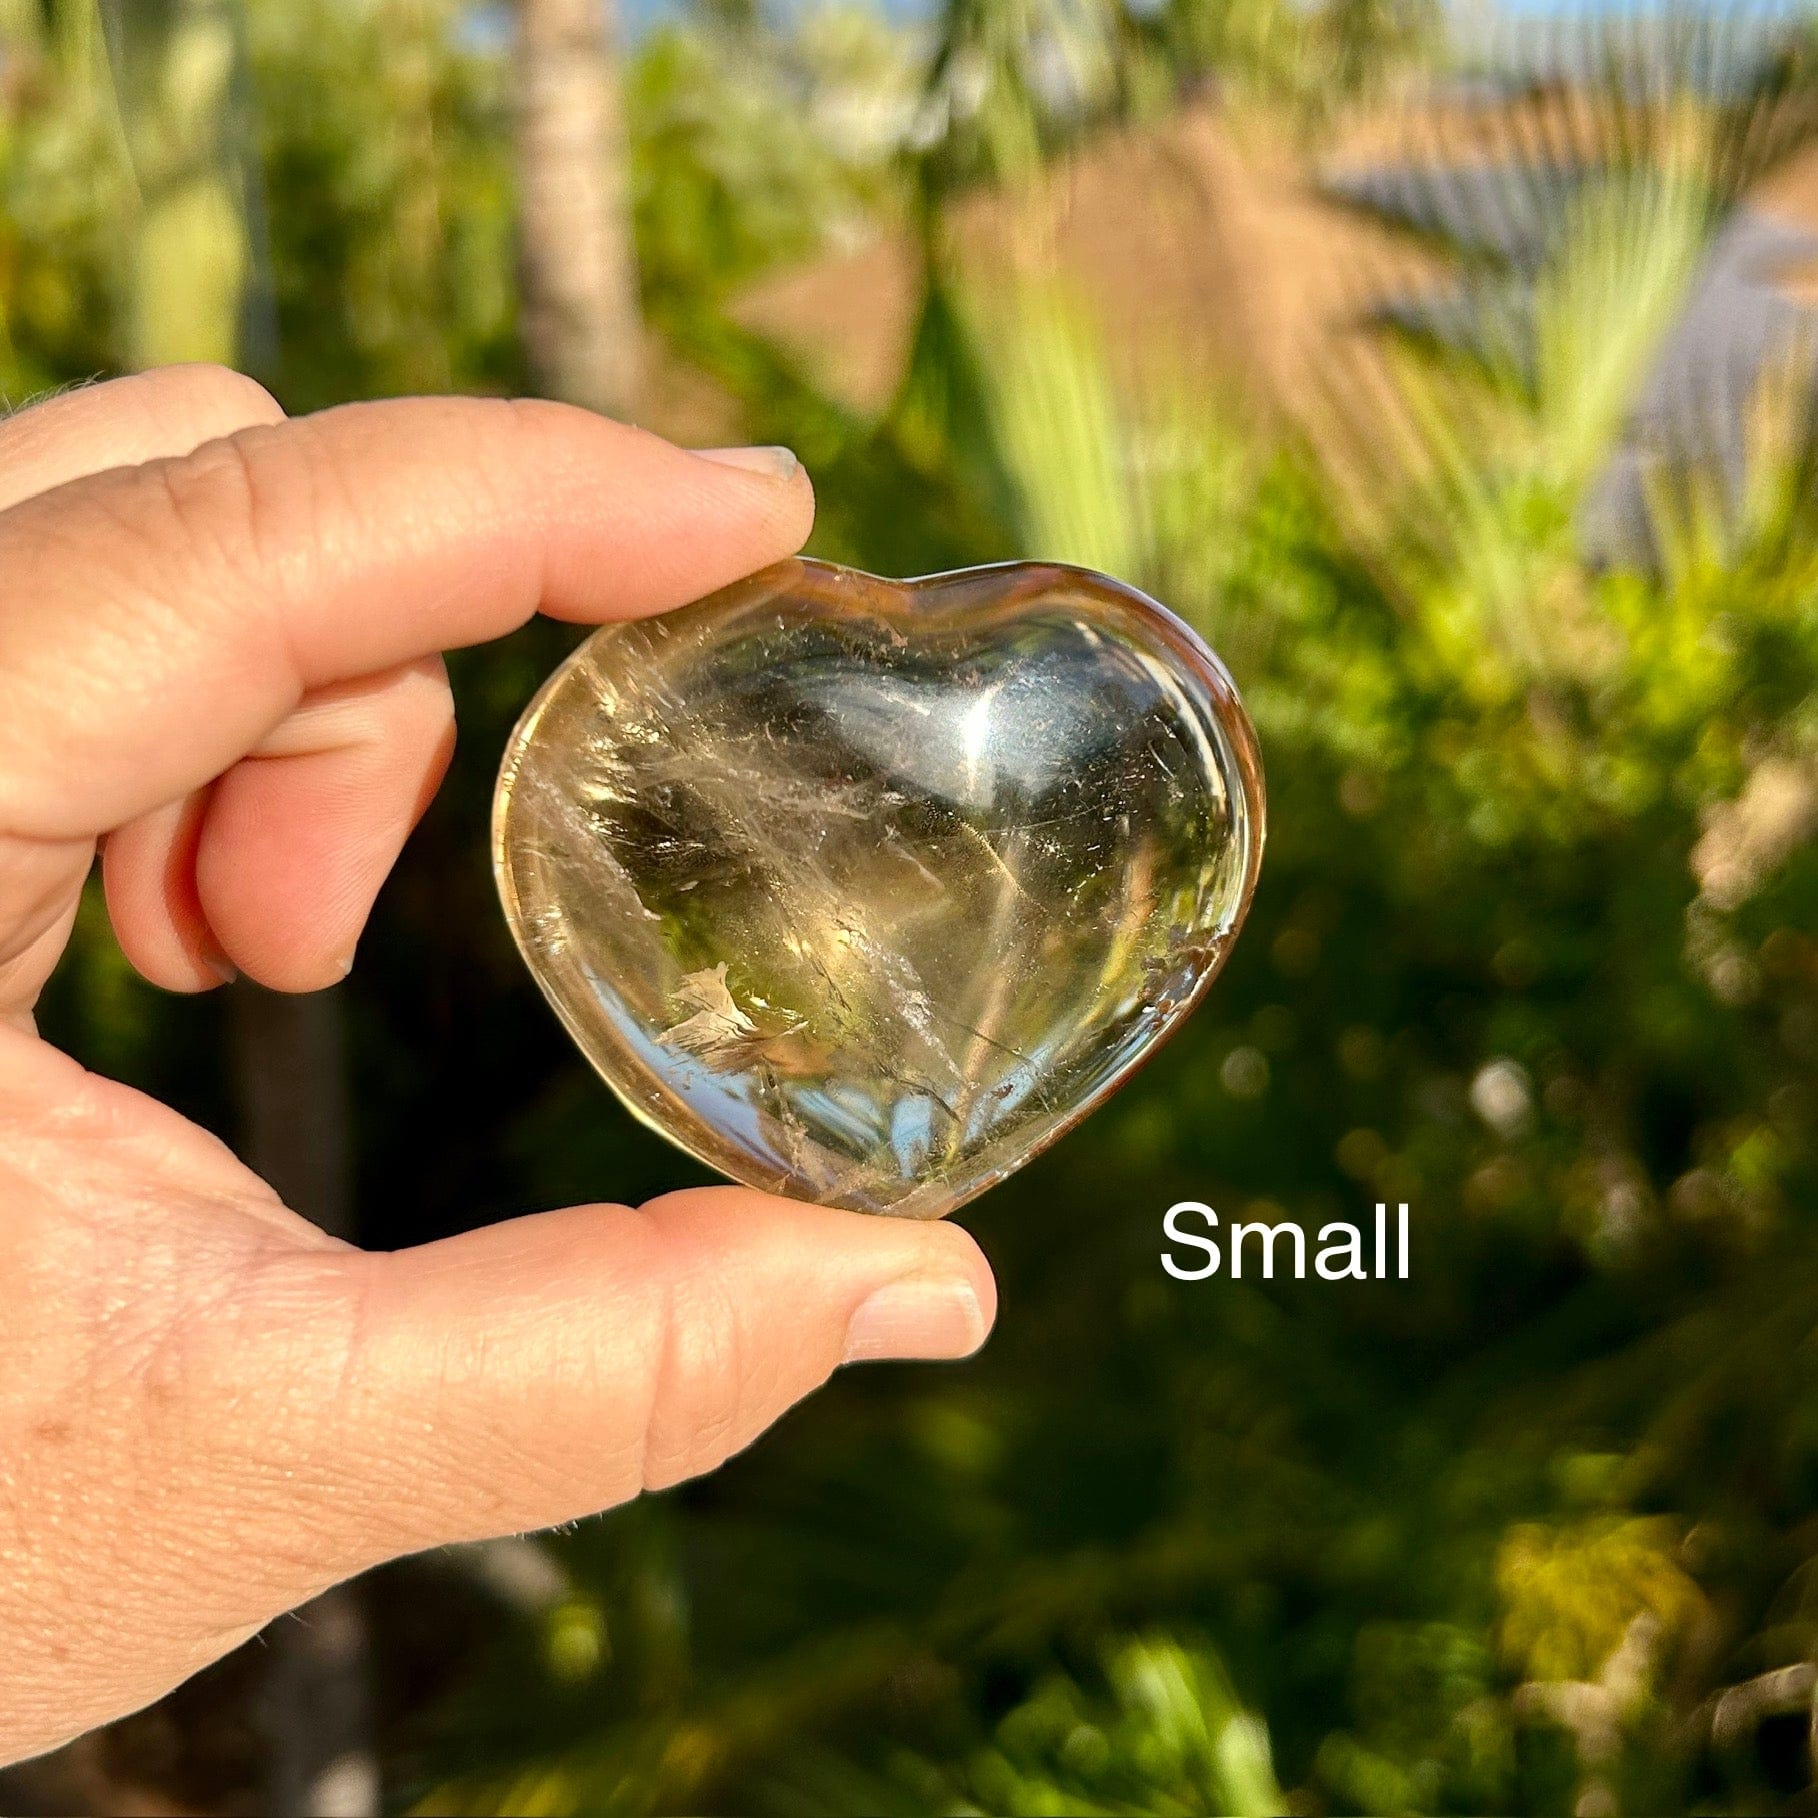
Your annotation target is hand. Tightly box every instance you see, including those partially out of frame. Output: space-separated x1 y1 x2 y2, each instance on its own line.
0 368 996 1764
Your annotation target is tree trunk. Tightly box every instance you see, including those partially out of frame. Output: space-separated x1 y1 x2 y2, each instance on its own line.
514 0 643 416
102 0 252 369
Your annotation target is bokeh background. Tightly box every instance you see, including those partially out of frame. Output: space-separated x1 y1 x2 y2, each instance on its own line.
4 1 1818 1812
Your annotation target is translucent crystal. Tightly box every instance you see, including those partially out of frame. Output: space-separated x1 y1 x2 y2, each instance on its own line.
493 558 1264 1219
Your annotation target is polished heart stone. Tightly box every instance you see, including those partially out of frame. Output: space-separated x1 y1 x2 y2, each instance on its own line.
493 558 1264 1220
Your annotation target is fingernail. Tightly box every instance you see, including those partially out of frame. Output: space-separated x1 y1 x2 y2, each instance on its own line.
843 1274 987 1365
200 937 237 987
695 444 800 481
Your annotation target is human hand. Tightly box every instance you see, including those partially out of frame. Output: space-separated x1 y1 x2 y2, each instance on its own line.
0 368 996 1763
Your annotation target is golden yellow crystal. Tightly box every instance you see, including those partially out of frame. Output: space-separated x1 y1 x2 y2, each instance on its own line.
494 558 1264 1218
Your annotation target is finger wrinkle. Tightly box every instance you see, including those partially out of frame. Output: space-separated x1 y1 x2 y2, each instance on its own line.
0 901 82 1023
0 833 90 962
639 1267 740 1492
249 659 454 761
617 1200 682 1497
147 434 315 691
622 1200 759 1492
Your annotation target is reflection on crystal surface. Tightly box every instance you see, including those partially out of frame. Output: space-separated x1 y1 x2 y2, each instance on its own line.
494 557 1264 1219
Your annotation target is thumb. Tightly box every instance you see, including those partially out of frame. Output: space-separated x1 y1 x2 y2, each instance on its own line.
251 1188 994 1580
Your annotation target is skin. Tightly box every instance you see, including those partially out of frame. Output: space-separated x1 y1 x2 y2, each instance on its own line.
0 367 997 1765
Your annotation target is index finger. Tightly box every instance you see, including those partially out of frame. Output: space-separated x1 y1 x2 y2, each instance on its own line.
0 397 813 843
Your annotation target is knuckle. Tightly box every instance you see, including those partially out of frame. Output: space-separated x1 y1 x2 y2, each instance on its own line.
147 418 346 625
146 431 275 587
634 1218 753 1491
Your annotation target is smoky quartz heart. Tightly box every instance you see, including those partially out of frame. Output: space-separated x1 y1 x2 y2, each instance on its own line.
494 558 1263 1219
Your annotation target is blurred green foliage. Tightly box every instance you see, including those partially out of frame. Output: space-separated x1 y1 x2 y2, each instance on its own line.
6 1 1818 1813
630 4 909 324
